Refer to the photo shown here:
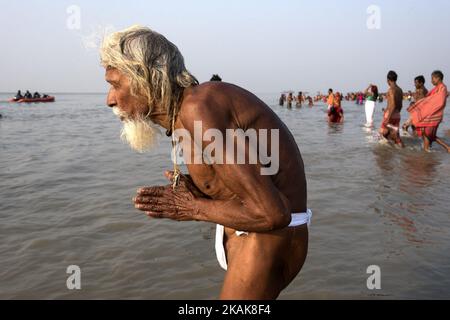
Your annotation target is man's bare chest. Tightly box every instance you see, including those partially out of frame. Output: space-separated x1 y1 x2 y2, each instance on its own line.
186 163 234 200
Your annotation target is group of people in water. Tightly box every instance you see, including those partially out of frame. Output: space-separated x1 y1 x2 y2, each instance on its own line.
278 70 450 153
13 90 49 101
279 89 346 123
279 92 314 108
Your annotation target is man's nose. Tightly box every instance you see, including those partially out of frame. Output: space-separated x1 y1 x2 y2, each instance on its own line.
106 89 117 108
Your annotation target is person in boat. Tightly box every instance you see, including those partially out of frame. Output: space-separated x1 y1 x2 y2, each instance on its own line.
24 90 32 99
328 92 344 123
33 92 41 99
379 71 404 147
42 94 49 98
403 71 450 153
14 90 23 100
103 25 311 300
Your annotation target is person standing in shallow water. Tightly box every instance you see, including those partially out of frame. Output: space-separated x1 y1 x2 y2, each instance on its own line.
328 92 344 123
405 75 428 136
279 93 286 106
364 84 378 127
102 25 311 300
327 88 334 111
296 91 303 108
286 92 294 108
412 75 428 104
404 71 450 153
379 71 404 147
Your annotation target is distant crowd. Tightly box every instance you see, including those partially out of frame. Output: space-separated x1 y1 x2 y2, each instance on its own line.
278 70 449 153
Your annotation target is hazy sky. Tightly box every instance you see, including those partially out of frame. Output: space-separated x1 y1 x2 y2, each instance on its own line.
1 0 449 94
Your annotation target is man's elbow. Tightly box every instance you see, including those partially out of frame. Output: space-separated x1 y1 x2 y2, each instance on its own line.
265 211 291 231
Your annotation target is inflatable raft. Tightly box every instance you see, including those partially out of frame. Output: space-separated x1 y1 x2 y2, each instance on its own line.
9 96 55 103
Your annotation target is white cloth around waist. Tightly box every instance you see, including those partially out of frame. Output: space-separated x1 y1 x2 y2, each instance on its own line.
215 210 312 270
235 209 312 236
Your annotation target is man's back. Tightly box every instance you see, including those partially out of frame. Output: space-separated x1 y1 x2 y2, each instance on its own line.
389 85 404 113
177 82 309 299
180 81 307 213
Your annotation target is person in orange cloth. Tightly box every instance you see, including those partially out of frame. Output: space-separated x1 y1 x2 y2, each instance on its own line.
403 71 450 152
328 92 344 123
326 88 334 111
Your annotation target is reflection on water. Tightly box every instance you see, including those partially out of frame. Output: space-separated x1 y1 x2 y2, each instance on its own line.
0 94 450 299
401 152 440 188
373 145 397 172
444 129 450 137
327 123 344 135
372 139 447 249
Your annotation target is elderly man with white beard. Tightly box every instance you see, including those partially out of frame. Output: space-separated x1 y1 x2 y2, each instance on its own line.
101 25 311 300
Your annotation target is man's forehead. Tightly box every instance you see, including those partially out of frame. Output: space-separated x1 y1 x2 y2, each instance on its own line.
105 67 121 80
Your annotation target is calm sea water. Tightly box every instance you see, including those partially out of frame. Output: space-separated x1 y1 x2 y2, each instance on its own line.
1 93 450 299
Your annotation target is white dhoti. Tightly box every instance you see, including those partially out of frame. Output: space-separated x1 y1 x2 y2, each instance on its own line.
365 100 376 126
215 210 313 271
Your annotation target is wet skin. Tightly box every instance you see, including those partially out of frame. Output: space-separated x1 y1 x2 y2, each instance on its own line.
403 77 450 152
105 68 309 299
380 81 404 146
413 81 428 103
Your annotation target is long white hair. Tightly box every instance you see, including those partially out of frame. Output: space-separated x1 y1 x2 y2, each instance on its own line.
101 25 198 121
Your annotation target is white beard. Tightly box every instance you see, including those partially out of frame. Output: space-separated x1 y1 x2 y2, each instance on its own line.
113 107 161 153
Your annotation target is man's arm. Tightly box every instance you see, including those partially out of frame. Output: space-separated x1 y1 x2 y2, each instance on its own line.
184 101 292 232
135 100 292 232
194 168 291 232
382 88 395 128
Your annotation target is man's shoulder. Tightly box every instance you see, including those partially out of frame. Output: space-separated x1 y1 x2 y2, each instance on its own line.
179 83 236 127
394 86 403 95
186 82 244 104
